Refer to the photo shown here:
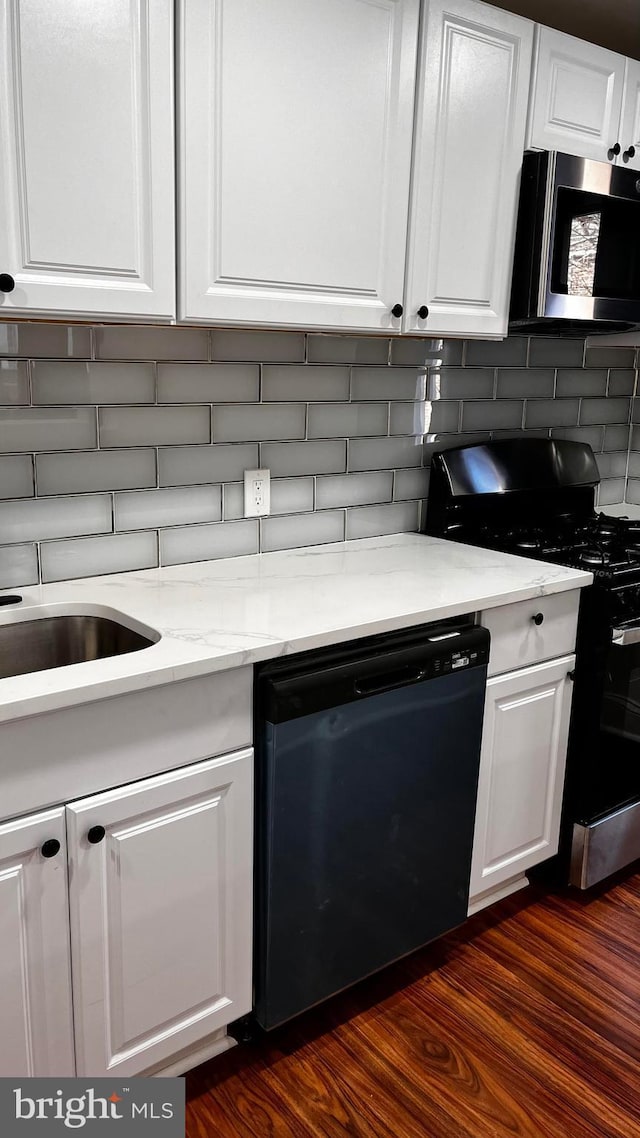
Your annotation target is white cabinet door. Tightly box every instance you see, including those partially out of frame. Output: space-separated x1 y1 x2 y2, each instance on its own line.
469 656 574 903
527 25 626 163
67 750 253 1077
0 0 175 319
179 0 419 331
405 0 533 337
619 58 640 172
0 808 74 1077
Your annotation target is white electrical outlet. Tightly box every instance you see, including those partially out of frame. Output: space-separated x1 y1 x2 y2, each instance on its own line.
244 468 271 517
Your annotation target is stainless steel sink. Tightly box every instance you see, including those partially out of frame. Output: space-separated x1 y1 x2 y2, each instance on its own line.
0 614 155 681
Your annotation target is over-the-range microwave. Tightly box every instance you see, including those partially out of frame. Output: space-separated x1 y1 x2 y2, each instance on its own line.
509 150 640 336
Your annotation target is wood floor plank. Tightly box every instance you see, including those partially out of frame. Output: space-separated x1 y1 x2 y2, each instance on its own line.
186 872 640 1138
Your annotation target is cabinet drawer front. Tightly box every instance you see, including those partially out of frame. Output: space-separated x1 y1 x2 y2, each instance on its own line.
67 749 253 1077
481 590 580 677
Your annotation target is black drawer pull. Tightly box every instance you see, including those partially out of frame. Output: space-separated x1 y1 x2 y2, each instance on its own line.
532 612 544 626
87 825 106 844
41 839 61 858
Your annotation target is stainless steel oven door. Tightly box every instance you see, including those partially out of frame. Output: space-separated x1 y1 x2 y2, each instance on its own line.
601 624 640 742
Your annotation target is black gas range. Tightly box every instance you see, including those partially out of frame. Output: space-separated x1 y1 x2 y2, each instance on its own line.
426 437 640 890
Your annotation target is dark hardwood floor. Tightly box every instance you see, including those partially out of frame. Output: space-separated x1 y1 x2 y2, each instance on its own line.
186 871 640 1137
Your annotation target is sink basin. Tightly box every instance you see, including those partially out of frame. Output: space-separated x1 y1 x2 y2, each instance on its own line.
0 613 155 681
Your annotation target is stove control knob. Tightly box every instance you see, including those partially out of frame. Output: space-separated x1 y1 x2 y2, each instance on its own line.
532 612 544 626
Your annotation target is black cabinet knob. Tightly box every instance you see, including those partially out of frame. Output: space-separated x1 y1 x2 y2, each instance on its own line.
391 303 403 318
608 142 621 158
623 145 636 161
532 612 544 626
41 839 61 859
0 273 15 293
417 305 429 319
87 825 106 844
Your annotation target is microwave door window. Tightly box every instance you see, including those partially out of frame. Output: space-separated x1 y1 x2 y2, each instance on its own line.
551 188 640 303
567 212 600 296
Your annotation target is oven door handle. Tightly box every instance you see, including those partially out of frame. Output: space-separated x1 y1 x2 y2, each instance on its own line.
611 626 640 646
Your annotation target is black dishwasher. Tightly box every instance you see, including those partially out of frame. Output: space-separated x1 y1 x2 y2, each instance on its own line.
252 619 490 1031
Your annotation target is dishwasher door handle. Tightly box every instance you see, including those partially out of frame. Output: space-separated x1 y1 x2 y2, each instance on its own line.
355 666 427 696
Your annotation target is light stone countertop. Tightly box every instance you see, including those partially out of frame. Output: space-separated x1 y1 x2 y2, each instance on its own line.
0 533 592 724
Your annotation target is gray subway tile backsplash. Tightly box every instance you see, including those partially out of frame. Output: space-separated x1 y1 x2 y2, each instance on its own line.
41 531 158 583
160 519 259 565
464 337 528 367
0 360 30 405
0 322 91 359
114 485 222 532
0 543 39 588
99 405 210 448
346 501 420 540
307 335 389 365
316 472 393 509
261 510 345 552
158 443 259 487
0 324 637 588
0 454 34 499
309 402 387 439
556 369 608 398
158 363 259 404
495 368 554 399
37 449 157 496
262 364 349 402
529 338 584 367
431 368 494 400
389 338 463 367
0 406 97 452
260 439 347 477
580 397 631 425
95 325 209 361
211 329 305 363
0 494 111 544
213 403 306 443
32 361 156 405
351 368 427 402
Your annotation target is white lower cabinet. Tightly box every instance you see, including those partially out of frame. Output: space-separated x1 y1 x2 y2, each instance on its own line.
0 748 253 1078
0 808 75 1077
469 655 575 910
67 750 253 1077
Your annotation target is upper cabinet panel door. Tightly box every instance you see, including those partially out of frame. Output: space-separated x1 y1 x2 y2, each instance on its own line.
0 807 74 1077
619 59 640 172
405 0 533 338
527 26 626 163
0 0 175 319
67 750 253 1077
179 0 419 331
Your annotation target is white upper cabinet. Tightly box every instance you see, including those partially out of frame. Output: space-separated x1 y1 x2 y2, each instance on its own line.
67 750 253 1077
527 26 626 163
0 808 75 1077
0 0 175 320
179 0 419 331
405 0 533 338
619 58 640 172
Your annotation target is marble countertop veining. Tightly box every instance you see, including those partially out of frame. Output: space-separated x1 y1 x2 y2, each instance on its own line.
0 533 592 724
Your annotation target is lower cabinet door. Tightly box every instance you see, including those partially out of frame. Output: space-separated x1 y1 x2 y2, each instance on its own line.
0 807 75 1076
67 750 253 1077
469 656 575 903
